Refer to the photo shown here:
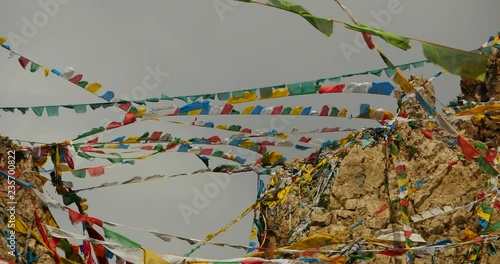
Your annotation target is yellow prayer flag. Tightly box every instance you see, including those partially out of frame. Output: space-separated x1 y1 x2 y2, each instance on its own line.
85 82 102 94
451 104 500 117
282 234 340 250
291 106 304 115
338 108 347 117
271 88 289 98
242 105 255 115
0 35 6 45
393 71 414 93
105 145 119 149
188 109 202 115
239 139 254 149
275 133 288 139
123 136 139 143
142 248 170 264
137 107 147 118
227 91 258 104
216 124 228 130
477 210 491 221
249 227 257 240
43 67 50 77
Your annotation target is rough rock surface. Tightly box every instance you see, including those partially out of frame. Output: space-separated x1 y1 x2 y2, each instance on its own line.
0 137 80 263
259 123 500 263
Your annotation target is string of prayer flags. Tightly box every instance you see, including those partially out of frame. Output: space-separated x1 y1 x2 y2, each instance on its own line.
0 41 118 104
234 0 333 38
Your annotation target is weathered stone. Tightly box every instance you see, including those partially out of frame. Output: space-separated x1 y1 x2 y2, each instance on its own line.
310 207 332 227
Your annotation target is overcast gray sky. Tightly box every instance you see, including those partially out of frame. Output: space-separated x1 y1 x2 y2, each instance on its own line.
1 0 500 260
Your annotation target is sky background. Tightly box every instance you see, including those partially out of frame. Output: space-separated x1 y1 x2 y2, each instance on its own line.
1 0 499 261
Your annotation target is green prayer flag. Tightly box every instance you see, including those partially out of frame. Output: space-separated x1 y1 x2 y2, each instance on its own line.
343 23 411 50
217 92 230 101
2 108 14 113
176 96 188 103
189 95 201 101
137 132 150 142
475 156 500 177
133 100 146 105
236 0 333 37
17 107 29 114
287 83 302 96
384 67 397 78
328 76 341 83
203 94 216 100
107 157 123 163
146 97 160 102
104 228 142 248
89 104 102 110
77 152 94 160
212 150 224 157
259 87 274 98
30 62 40 72
76 127 105 139
411 61 425 68
31 106 44 117
74 105 87 113
300 81 320 94
329 107 339 117
77 81 88 88
71 169 86 178
481 203 493 215
480 221 500 234
232 90 245 99
160 94 174 101
398 64 411 71
281 106 292 115
46 106 59 117
421 42 488 81
228 125 242 131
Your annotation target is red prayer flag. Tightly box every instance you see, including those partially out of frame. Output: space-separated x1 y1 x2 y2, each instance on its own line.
220 104 233 114
485 148 498 164
68 74 83 84
118 103 131 112
241 128 252 133
319 105 329 116
123 112 136 125
378 248 408 257
299 136 312 143
457 135 479 160
362 33 375 49
319 84 345 94
148 131 163 141
395 164 405 174
271 105 283 115
106 121 122 130
421 128 433 139
200 148 213 155
18 56 30 69
447 160 459 168
140 146 154 150
373 204 388 216
87 166 105 177
87 137 99 143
